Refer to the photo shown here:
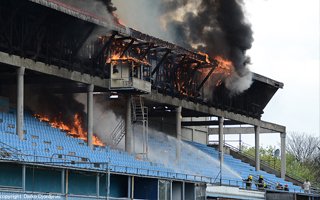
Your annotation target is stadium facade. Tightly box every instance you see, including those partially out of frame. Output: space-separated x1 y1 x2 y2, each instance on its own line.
0 0 319 200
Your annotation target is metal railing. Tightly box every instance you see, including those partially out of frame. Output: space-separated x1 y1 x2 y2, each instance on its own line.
216 142 320 193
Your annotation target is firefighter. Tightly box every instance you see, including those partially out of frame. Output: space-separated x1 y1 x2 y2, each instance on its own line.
257 175 265 190
244 175 253 189
276 182 283 190
284 184 289 191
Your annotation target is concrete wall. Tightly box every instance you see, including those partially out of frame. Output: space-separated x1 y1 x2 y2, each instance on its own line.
68 170 96 196
149 116 208 145
149 116 176 136
0 163 22 187
182 117 208 145
185 183 195 200
172 181 183 200
266 192 295 200
134 177 158 200
26 167 61 193
0 96 9 112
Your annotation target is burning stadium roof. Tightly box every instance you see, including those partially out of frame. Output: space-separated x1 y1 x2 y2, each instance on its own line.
0 0 283 120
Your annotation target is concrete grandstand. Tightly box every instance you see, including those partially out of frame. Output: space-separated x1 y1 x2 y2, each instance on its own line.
0 0 319 200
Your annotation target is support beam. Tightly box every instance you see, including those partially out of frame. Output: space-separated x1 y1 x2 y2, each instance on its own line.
125 95 133 153
182 120 245 127
87 84 94 148
145 91 286 133
106 170 110 198
176 106 182 163
0 52 108 88
120 39 134 57
96 173 100 197
65 169 69 196
197 66 216 91
255 126 260 171
218 117 224 185
61 169 65 194
17 67 25 140
128 176 132 198
182 182 185 200
280 132 286 178
22 164 26 191
93 33 116 61
208 127 278 135
151 50 170 76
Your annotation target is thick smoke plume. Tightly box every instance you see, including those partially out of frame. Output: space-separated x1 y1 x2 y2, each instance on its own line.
75 94 125 145
25 88 87 129
112 0 253 94
161 0 253 94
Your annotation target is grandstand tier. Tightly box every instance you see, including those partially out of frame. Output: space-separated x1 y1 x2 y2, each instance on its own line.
0 110 307 199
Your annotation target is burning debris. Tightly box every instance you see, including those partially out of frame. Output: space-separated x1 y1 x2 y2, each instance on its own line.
111 0 253 95
34 113 104 146
25 89 106 147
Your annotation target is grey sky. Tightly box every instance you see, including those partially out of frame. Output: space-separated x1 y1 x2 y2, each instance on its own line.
222 0 319 148
244 0 319 145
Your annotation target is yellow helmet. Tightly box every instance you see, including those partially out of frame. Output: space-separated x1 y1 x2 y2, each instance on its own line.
249 175 253 179
260 175 263 178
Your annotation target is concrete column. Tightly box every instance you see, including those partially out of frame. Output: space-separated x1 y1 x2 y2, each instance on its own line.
255 126 260 171
218 117 224 161
22 164 26 191
65 169 69 196
125 95 133 153
17 67 25 140
128 176 131 198
182 182 185 200
106 171 110 198
96 173 100 197
176 106 182 162
218 117 224 184
87 84 94 148
61 169 65 194
280 132 287 178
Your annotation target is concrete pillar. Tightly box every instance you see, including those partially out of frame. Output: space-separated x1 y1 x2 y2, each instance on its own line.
17 67 25 140
65 169 69 196
125 95 133 153
218 117 224 185
128 176 131 198
218 117 224 162
176 106 182 162
182 182 185 200
22 164 26 191
96 173 100 197
255 126 260 171
106 170 110 198
61 169 65 194
280 132 287 178
87 84 94 148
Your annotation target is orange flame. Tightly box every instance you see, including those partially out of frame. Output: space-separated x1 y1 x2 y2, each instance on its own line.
213 56 234 86
106 53 151 66
198 52 211 64
34 114 104 146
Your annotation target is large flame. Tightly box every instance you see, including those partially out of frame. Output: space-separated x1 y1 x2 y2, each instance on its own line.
106 53 150 66
34 114 104 146
213 56 234 86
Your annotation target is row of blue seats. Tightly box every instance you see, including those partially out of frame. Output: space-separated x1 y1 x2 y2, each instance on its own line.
187 141 303 192
1 111 184 181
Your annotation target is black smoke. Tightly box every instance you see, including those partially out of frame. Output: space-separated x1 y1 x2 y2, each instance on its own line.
97 0 117 13
160 0 253 76
25 87 87 131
